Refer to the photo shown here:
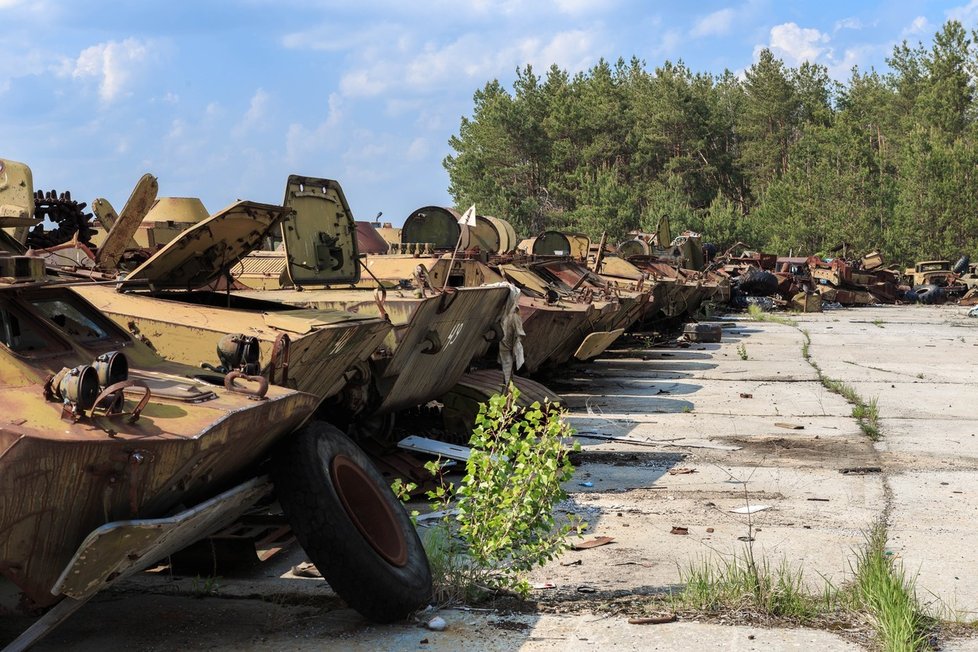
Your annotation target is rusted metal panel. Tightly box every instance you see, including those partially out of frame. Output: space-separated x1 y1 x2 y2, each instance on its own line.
54 476 273 600
0 278 321 609
402 206 465 250
122 201 289 291
96 174 159 270
74 285 390 401
282 176 362 287
356 221 391 254
574 328 625 360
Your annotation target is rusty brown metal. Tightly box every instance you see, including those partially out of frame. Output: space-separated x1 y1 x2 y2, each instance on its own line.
0 258 320 612
440 369 562 439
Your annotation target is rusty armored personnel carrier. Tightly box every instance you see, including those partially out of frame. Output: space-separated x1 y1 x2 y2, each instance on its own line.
231 178 512 430
616 216 729 324
7 166 394 435
365 209 632 374
0 249 431 650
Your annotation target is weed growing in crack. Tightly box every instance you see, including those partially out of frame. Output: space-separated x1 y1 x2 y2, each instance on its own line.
800 330 880 441
852 522 931 651
736 343 749 360
747 304 798 326
672 552 844 622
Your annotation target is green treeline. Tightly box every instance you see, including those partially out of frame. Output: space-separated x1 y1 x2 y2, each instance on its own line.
443 20 978 266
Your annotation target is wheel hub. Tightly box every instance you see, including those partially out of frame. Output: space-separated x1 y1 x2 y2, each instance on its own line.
330 454 409 567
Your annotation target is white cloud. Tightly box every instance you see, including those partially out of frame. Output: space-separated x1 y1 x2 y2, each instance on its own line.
948 0 978 25
405 137 429 161
70 38 152 103
903 15 930 36
764 22 830 67
691 8 735 38
652 28 683 57
339 28 597 99
834 17 863 31
285 93 343 165
340 69 389 98
755 22 883 78
552 0 617 15
233 88 270 137
282 23 403 52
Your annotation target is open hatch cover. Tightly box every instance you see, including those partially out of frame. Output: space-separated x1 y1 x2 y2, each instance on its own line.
281 175 361 287
121 200 288 291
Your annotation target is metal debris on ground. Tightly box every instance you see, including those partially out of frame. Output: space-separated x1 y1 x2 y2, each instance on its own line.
291 562 322 578
571 536 616 550
628 615 678 625
396 435 471 462
683 322 722 343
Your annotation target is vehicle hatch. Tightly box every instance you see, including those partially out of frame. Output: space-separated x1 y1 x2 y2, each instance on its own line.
121 201 288 291
281 175 361 287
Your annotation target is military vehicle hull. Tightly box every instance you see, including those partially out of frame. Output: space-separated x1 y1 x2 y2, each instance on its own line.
0 280 320 611
74 285 391 403
233 285 511 415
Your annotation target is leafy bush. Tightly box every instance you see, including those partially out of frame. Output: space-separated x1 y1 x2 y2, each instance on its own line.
424 384 581 600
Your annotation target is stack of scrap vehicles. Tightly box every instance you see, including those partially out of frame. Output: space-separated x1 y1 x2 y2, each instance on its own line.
0 157 723 650
712 244 978 309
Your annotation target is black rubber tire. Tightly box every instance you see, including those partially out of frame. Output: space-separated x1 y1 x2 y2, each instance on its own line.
953 255 970 275
272 421 432 622
737 268 779 297
913 284 946 305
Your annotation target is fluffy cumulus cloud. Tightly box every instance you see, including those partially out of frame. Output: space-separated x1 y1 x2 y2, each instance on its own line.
285 92 343 165
232 88 271 138
766 22 830 66
69 38 152 103
692 8 735 37
755 21 886 79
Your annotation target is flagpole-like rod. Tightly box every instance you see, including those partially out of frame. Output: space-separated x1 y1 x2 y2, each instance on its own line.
443 204 476 291
442 229 464 291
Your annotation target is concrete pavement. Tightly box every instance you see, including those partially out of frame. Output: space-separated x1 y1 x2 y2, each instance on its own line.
6 305 978 650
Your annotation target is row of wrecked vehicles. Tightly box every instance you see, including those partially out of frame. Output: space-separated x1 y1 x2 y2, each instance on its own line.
0 159 731 650
5 148 973 647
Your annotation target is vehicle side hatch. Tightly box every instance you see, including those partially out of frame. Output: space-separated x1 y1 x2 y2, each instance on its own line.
121 201 289 291
281 175 361 287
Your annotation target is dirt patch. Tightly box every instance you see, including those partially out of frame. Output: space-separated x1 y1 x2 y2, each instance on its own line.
488 618 532 632
571 451 686 467
724 436 876 466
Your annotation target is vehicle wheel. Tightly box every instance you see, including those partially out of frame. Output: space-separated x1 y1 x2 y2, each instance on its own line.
272 421 432 622
913 284 946 305
737 268 779 297
953 255 970 275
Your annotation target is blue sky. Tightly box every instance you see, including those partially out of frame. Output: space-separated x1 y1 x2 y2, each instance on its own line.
2 0 975 226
